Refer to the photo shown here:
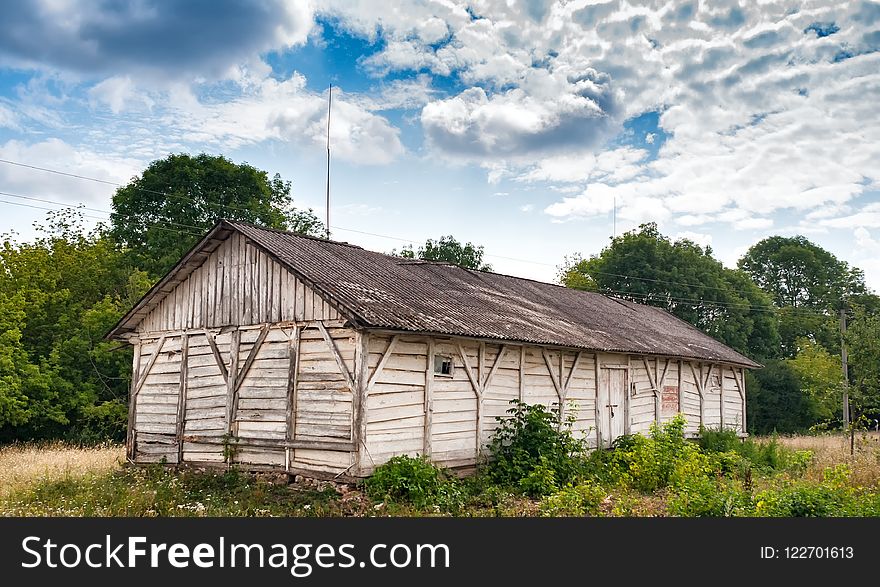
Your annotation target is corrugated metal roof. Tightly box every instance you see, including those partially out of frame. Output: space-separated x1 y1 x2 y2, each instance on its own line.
226 221 760 368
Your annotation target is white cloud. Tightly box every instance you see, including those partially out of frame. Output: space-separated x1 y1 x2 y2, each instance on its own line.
421 66 620 159
80 72 405 166
88 76 154 114
519 204 534 212
674 231 713 249
0 138 142 206
735 217 774 230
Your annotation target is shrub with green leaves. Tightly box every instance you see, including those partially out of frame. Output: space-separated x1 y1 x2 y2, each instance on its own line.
607 414 692 493
486 400 586 496
364 455 463 511
698 427 813 475
539 482 607 517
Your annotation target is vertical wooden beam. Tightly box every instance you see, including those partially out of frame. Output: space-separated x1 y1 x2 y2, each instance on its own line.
625 357 632 435
477 342 486 457
127 341 141 461
456 343 483 459
355 331 370 474
741 368 747 434
594 353 601 448
720 365 726 429
424 338 435 458
733 367 747 434
688 361 705 429
677 360 682 418
225 329 241 440
518 346 526 402
286 326 301 469
176 332 189 465
654 358 661 424
642 356 659 425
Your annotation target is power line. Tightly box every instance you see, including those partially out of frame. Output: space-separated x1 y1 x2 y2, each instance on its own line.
0 159 865 317
0 198 202 237
0 196 847 319
0 157 275 218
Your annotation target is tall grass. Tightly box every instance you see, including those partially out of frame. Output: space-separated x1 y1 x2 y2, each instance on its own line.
0 442 124 500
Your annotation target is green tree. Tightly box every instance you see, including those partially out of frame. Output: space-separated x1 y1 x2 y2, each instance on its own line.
110 153 323 277
746 361 818 434
845 309 880 423
559 223 779 360
0 209 149 441
394 235 492 271
787 337 844 423
738 236 867 356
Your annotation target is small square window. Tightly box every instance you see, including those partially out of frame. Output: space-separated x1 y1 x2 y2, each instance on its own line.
434 355 454 377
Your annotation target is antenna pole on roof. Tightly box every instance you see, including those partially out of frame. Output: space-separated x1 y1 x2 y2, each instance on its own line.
325 84 332 240
612 195 616 239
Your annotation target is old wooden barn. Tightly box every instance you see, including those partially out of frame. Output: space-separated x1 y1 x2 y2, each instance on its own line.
108 220 759 479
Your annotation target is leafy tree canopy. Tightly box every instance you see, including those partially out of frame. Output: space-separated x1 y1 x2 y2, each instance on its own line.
559 223 779 360
746 361 820 434
0 210 149 440
394 235 492 271
787 337 844 423
845 309 880 422
738 235 867 310
110 153 323 278
737 235 873 356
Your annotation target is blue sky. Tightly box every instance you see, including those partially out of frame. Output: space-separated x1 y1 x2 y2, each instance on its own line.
1 0 880 288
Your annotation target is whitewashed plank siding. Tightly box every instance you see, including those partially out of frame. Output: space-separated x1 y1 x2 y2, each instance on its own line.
137 231 342 334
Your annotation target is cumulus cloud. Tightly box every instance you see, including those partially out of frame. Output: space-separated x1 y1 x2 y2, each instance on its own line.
422 67 620 159
0 0 314 80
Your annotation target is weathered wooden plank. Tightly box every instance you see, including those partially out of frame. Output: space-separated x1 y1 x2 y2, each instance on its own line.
225 329 241 437
206 332 228 382
133 336 167 397
316 321 356 393
287 326 300 446
366 335 400 394
127 341 142 461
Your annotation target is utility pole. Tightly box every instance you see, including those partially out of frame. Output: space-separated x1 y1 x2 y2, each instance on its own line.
840 308 850 429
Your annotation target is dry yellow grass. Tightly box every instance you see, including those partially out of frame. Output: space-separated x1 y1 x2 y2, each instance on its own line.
774 432 880 487
0 442 124 499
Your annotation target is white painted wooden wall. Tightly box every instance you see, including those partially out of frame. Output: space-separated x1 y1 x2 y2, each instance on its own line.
137 231 342 334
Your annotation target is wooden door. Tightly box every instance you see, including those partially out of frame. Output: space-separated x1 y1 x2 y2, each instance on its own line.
598 368 627 448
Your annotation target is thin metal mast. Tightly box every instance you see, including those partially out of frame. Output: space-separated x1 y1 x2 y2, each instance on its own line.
325 84 332 240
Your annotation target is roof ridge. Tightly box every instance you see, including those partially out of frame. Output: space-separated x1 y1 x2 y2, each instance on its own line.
222 219 365 250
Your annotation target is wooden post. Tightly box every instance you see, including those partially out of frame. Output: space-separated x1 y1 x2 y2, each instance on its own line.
518 346 526 402
654 358 661 424
127 341 141 461
285 326 301 470
677 360 682 417
355 331 371 475
719 366 726 429
456 343 483 458
175 333 189 465
424 338 434 458
594 353 601 448
225 329 241 439
642 356 660 425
